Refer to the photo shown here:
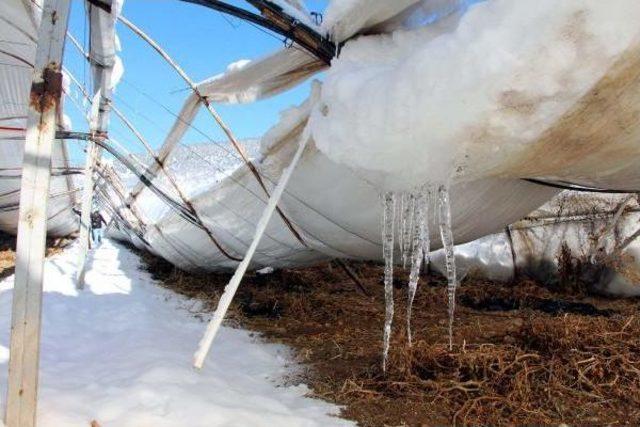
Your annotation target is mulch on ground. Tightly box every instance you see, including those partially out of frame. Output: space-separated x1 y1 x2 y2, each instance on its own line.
0 231 73 280
141 251 640 426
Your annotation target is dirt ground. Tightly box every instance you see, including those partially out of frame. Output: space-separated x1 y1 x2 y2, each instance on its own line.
139 250 640 426
0 231 73 280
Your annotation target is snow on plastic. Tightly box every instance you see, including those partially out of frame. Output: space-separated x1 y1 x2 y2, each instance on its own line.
311 0 640 191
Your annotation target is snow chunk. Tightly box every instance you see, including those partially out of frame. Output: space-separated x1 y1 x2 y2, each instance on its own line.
323 0 420 41
310 0 640 190
226 59 251 73
256 266 274 275
260 80 321 155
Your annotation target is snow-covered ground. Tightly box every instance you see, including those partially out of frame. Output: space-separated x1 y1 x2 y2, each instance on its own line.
0 240 352 427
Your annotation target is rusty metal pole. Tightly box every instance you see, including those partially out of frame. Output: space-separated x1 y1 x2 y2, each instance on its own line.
4 1 71 426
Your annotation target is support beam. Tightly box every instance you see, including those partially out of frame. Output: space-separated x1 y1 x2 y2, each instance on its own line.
75 137 100 287
334 259 370 296
118 15 307 247
4 1 71 426
94 162 149 245
75 0 118 289
62 70 150 233
178 0 336 64
194 132 310 369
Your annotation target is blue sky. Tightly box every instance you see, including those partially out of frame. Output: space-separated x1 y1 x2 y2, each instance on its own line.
63 0 329 164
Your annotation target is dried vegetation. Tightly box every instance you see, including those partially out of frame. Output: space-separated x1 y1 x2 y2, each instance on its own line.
0 231 73 280
140 251 640 426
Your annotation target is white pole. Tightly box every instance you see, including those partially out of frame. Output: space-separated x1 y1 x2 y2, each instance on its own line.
76 0 118 289
75 138 100 288
5 1 71 426
193 133 310 369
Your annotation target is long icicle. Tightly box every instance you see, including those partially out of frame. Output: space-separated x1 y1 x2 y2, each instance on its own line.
382 192 396 372
424 191 436 268
397 192 405 267
402 193 415 269
422 190 432 272
437 185 457 350
406 190 427 346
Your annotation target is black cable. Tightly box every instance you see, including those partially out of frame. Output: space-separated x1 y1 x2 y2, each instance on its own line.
0 170 84 178
113 79 377 248
524 178 639 194
94 138 203 228
178 0 336 64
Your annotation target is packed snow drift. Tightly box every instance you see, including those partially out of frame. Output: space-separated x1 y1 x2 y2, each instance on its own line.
0 241 351 427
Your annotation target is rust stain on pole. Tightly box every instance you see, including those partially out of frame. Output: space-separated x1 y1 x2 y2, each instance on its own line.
29 64 63 114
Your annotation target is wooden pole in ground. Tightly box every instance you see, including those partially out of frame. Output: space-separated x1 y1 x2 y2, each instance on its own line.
76 1 117 289
335 259 370 296
75 137 100 287
194 133 310 369
4 1 71 426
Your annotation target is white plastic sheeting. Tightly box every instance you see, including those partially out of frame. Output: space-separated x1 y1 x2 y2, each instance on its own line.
0 0 78 236
111 82 558 271
109 0 640 275
0 0 123 237
194 0 428 107
118 0 640 273
197 50 325 105
5 0 640 280
322 0 421 42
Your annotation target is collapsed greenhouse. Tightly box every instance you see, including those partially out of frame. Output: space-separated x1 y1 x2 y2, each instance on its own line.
3 0 640 425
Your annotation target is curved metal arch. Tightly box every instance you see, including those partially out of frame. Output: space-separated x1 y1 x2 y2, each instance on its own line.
178 0 337 64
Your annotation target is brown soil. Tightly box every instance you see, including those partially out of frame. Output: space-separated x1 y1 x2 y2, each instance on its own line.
140 252 640 426
0 231 73 280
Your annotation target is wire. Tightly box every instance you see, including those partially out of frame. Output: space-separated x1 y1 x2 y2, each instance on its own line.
524 178 639 194
113 77 378 248
0 39 31 46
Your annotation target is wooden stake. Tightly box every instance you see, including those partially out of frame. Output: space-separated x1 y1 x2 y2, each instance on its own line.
193 133 310 369
335 259 370 296
5 1 71 426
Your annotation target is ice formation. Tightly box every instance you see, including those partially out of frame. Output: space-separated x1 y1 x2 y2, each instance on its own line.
319 0 640 366
437 186 457 350
400 193 415 268
381 192 396 372
422 192 432 269
380 185 456 358
406 189 428 346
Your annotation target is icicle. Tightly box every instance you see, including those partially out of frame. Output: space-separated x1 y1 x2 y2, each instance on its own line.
382 191 396 372
406 191 427 346
422 191 432 271
397 193 406 266
437 185 457 351
402 193 415 268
